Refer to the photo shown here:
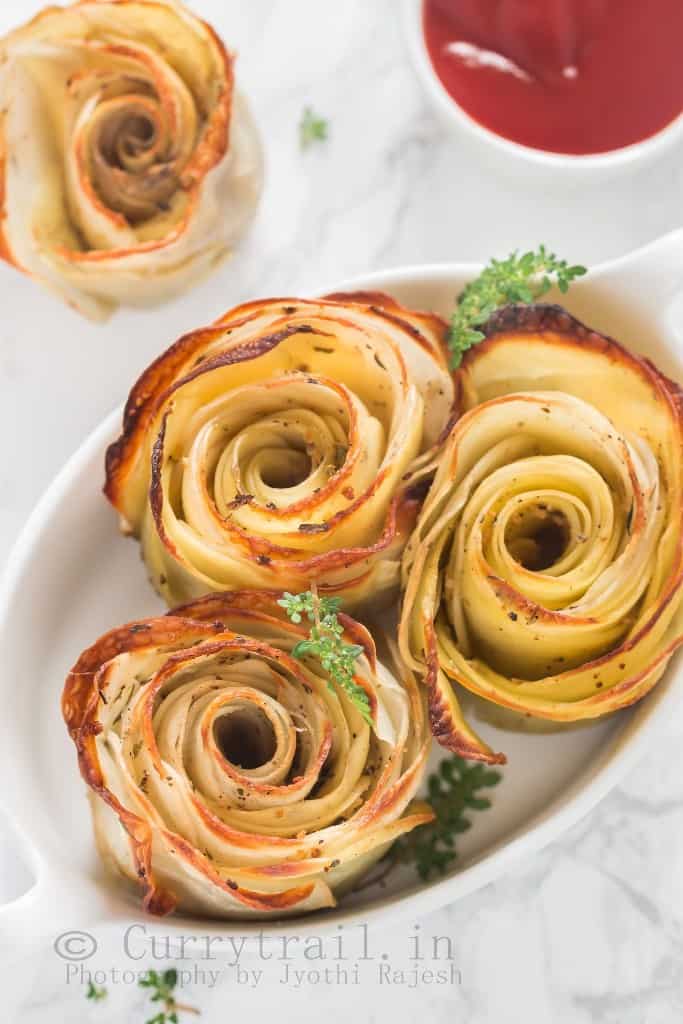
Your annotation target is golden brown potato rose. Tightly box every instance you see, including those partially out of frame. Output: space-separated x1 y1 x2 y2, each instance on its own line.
400 304 683 764
104 292 455 611
62 592 432 919
0 0 262 318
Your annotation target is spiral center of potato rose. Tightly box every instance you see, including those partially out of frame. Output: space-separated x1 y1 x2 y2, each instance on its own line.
207 403 356 518
259 448 314 488
505 505 570 571
90 96 181 222
214 708 277 769
114 114 156 164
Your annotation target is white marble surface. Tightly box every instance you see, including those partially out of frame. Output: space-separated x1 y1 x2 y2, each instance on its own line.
1 1 683 1021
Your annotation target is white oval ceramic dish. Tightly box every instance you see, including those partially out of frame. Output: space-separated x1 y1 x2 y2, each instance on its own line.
401 0 683 182
1 231 682 951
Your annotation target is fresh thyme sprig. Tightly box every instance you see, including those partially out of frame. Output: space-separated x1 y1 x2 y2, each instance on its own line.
86 980 107 1002
449 245 587 367
139 969 199 1024
299 106 329 150
278 588 373 727
391 755 502 880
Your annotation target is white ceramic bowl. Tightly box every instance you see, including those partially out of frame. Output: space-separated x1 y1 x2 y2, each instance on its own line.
401 0 683 182
0 231 682 953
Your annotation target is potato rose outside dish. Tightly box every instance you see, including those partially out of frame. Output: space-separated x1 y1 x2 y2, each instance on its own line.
62 592 432 918
0 0 263 319
104 292 455 611
400 304 683 765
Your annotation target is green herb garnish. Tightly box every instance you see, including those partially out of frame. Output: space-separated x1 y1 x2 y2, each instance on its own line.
392 755 502 880
278 588 372 727
299 106 329 150
86 980 107 1002
449 246 587 367
139 969 198 1024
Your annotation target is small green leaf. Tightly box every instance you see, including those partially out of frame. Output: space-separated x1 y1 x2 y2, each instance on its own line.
86 980 107 1002
465 796 492 810
292 638 317 658
300 106 329 150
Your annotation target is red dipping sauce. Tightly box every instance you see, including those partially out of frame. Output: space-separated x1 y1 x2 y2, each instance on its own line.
423 0 683 155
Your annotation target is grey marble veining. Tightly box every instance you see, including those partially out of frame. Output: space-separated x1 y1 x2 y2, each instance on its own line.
1 1 682 1021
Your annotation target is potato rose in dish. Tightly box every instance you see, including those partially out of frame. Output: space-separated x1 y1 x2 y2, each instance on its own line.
0 0 262 319
400 304 683 765
62 592 432 918
104 292 454 610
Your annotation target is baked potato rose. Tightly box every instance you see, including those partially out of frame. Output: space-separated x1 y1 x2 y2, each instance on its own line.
0 0 262 319
104 292 454 610
400 304 683 764
62 592 432 918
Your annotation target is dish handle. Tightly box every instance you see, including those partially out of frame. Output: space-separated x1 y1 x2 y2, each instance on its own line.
589 228 683 312
0 854 107 964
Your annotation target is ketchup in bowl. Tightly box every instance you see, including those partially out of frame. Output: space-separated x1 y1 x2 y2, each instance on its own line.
423 0 683 155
